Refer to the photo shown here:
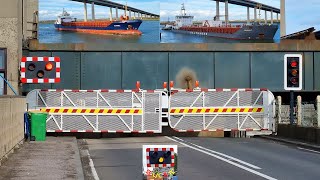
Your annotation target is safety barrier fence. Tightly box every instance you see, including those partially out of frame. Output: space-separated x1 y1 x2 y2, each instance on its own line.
26 82 276 133
168 87 275 133
27 89 163 133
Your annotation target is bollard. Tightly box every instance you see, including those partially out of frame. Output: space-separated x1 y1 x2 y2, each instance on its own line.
297 96 302 126
317 96 320 128
277 96 282 124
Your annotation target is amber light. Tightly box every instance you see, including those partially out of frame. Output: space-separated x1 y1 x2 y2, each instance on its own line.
45 63 53 71
291 69 298 76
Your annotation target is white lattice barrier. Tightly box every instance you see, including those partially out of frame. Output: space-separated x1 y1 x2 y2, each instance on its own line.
168 88 275 132
26 89 164 133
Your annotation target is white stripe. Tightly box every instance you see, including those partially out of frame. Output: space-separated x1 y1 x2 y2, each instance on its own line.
26 57 33 61
27 79 33 83
165 136 277 180
21 73 25 78
56 72 60 78
21 62 25 68
38 57 44 61
49 57 55 61
56 62 60 68
38 79 44 83
297 147 320 154
86 150 100 180
49 79 55 83
173 137 261 169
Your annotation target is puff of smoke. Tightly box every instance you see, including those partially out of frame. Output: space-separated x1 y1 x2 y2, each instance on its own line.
175 67 198 89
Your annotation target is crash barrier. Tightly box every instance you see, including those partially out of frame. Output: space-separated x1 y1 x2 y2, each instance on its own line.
0 96 26 160
168 82 275 133
26 87 164 133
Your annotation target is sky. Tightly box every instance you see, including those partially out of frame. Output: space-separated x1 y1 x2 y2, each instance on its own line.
285 0 320 34
39 0 160 20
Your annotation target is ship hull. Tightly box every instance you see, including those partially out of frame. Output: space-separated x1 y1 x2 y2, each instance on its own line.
172 24 279 40
54 20 143 35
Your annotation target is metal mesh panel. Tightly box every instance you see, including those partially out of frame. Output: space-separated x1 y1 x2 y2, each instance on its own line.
172 116 204 130
26 90 38 109
280 105 292 124
240 115 263 129
63 92 97 107
302 104 317 127
205 116 238 130
47 115 61 130
39 91 61 107
98 115 133 131
62 115 95 130
133 93 142 104
144 114 160 131
133 115 142 131
144 93 159 112
239 91 263 106
171 92 203 107
99 92 132 107
205 91 237 107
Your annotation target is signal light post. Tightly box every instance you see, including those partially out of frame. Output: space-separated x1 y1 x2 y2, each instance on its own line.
284 54 302 124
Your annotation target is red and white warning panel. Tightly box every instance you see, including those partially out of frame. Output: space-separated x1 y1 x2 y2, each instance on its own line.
168 81 275 134
20 57 60 83
142 145 178 180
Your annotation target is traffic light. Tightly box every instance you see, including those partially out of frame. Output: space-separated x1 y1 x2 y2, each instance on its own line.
284 54 302 90
20 57 60 83
146 147 175 167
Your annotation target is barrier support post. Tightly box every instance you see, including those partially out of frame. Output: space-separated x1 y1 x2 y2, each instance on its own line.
297 96 302 126
276 96 282 124
317 96 320 128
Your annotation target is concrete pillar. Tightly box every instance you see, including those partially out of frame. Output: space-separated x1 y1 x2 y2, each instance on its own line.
109 7 113 21
317 96 320 128
271 10 273 24
216 1 220 20
247 7 250 24
225 0 229 25
297 96 302 126
116 7 118 19
265 10 267 24
277 13 279 21
254 6 257 22
129 10 131 17
91 2 95 20
280 0 286 36
134 12 136 18
83 0 87 22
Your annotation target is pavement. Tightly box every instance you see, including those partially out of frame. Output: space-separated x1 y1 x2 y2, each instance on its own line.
0 137 84 180
84 136 320 180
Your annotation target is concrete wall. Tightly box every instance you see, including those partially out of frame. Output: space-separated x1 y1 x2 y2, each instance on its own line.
22 0 38 40
0 0 22 95
278 124 320 144
0 96 26 161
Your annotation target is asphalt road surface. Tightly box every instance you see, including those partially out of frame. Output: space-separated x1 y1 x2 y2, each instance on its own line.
84 137 320 180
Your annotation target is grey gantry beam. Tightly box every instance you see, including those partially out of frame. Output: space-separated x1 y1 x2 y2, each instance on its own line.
70 0 159 17
211 0 280 13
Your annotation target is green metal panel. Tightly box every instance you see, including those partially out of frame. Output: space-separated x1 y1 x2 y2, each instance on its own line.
304 52 314 91
51 52 80 89
169 52 214 89
81 52 122 89
314 52 320 90
30 112 47 141
122 52 168 89
215 52 250 88
22 51 52 93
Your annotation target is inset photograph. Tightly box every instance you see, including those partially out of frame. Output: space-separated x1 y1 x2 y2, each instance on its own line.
160 0 280 43
39 0 160 44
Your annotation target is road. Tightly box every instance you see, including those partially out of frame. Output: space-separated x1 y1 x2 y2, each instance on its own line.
83 136 320 180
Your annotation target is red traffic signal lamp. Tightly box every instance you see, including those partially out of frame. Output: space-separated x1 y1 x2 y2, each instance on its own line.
284 54 302 90
20 57 60 83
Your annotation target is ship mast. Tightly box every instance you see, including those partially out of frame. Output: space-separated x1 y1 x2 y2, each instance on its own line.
181 3 186 16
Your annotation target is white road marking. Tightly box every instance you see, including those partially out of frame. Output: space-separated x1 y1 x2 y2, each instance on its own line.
172 136 261 170
166 136 277 180
297 147 320 154
86 150 100 180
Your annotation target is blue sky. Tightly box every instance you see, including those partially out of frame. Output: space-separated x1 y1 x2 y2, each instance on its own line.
286 0 320 34
39 0 159 20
